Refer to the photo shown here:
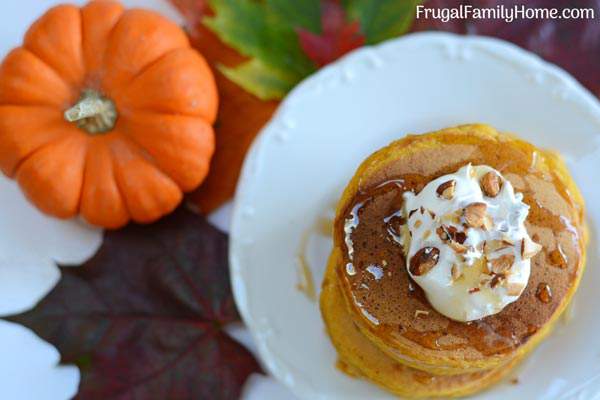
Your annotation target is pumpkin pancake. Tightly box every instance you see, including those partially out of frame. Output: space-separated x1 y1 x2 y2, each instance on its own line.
330 124 586 375
321 252 522 398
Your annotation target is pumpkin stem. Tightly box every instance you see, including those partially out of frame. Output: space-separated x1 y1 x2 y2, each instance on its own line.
64 89 118 134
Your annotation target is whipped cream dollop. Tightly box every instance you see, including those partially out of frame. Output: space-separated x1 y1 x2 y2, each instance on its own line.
401 164 541 321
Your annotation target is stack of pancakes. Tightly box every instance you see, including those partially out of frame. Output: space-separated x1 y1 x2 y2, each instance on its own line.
320 124 587 397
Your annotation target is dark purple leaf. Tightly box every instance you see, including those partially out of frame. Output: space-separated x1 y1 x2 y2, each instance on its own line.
7 208 260 400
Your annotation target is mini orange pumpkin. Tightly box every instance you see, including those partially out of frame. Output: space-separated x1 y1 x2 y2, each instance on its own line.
0 0 218 228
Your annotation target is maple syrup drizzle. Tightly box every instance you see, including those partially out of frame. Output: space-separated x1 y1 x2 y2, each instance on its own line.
536 283 553 303
296 214 334 302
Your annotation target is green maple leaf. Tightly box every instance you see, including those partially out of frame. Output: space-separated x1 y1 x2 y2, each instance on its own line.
343 0 423 44
204 0 422 100
204 0 319 100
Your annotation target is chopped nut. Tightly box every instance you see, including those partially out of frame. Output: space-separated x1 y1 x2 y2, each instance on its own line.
409 209 418 218
414 310 430 317
437 225 467 244
436 226 449 241
409 247 440 276
454 230 467 244
490 273 506 288
489 254 515 274
505 282 525 296
485 239 513 254
436 180 456 200
449 241 468 254
428 210 436 219
480 171 502 197
382 260 388 267
451 264 462 280
463 202 488 228
521 237 542 260
468 287 480 294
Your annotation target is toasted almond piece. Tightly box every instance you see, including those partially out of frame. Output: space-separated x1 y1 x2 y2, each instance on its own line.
409 247 440 276
485 239 513 254
489 254 515 274
505 282 525 296
414 310 430 317
449 241 468 254
454 230 467 244
490 273 505 288
521 237 543 260
463 202 488 228
436 180 456 200
436 226 449 241
501 236 515 245
480 171 502 197
451 264 462 280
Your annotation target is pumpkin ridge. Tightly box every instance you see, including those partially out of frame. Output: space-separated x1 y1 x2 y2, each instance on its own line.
108 141 132 222
101 8 190 92
109 136 181 223
114 48 218 122
118 112 214 190
16 134 88 218
76 137 90 215
112 46 190 101
81 0 125 83
11 132 82 178
23 4 85 88
0 48 76 108
0 106 82 177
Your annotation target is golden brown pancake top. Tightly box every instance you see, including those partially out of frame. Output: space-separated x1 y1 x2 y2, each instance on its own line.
334 128 585 359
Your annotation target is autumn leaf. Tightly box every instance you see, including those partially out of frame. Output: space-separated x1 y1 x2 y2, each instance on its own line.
203 0 318 99
204 0 424 99
343 0 423 44
298 0 365 67
7 208 261 400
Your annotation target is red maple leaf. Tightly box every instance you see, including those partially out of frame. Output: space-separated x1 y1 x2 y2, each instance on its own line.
297 0 366 67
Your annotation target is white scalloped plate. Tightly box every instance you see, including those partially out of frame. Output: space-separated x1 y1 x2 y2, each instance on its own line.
230 32 600 400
